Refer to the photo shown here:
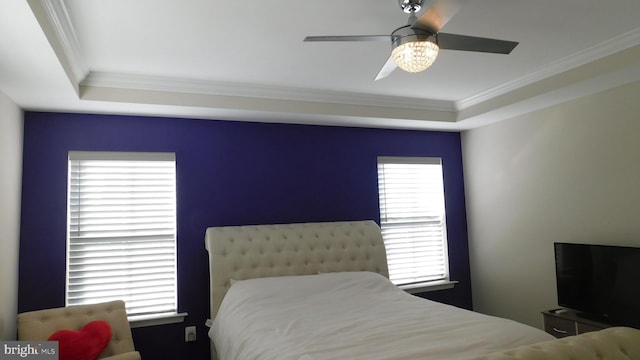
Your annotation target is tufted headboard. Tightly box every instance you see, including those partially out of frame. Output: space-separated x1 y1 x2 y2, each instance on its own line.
204 220 388 321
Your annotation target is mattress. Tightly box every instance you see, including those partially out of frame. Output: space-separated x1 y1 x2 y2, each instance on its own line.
210 271 553 360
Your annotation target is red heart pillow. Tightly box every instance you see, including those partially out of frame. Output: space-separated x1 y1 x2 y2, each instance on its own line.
48 320 112 360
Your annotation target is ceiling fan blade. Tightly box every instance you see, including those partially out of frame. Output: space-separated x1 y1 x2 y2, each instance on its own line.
304 35 391 42
375 56 398 81
413 0 467 33
437 33 518 54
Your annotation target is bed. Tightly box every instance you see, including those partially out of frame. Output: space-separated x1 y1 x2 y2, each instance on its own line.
204 220 640 360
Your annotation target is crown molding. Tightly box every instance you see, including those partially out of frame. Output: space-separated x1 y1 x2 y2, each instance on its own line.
457 27 640 110
81 71 457 112
27 0 87 93
31 0 640 128
36 0 456 113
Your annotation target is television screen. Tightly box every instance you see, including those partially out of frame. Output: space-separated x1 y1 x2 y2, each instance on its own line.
554 242 640 328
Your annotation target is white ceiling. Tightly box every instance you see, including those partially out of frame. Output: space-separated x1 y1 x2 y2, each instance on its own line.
2 0 640 130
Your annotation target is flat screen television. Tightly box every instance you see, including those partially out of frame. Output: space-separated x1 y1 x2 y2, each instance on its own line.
554 242 640 328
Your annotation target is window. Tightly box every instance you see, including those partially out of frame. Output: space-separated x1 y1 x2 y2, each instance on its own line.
67 151 177 319
377 157 449 287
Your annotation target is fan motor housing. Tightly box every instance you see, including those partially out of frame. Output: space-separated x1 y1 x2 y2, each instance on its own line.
398 0 423 14
391 25 437 49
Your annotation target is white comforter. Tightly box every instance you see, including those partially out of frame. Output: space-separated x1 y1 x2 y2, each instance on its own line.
211 272 553 360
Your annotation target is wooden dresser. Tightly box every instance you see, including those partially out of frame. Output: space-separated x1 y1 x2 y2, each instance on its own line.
542 309 610 338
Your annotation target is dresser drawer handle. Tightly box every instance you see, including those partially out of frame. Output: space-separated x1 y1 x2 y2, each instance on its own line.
553 327 568 334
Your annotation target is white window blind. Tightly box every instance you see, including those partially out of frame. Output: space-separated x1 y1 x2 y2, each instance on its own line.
67 151 177 318
377 157 449 286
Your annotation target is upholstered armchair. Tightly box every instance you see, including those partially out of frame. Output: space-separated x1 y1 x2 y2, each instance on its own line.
17 300 141 360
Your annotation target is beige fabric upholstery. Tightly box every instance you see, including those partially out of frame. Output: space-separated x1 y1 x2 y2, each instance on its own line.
17 300 140 360
471 327 640 360
205 220 389 322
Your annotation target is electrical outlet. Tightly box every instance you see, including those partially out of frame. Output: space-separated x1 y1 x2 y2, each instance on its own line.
185 326 197 342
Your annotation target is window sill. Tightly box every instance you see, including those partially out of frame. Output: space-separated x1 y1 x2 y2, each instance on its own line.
399 280 458 294
129 312 188 328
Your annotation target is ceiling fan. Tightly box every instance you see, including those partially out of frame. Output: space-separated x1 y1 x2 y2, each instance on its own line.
304 0 519 80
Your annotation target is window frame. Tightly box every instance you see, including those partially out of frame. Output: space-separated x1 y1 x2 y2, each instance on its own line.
66 151 185 325
377 156 455 292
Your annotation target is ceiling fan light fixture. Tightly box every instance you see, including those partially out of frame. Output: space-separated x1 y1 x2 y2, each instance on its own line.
391 40 439 73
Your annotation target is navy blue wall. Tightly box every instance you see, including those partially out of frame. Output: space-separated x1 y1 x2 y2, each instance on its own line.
19 111 471 359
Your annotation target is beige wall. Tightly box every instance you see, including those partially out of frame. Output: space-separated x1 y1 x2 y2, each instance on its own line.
462 81 640 329
0 90 22 340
